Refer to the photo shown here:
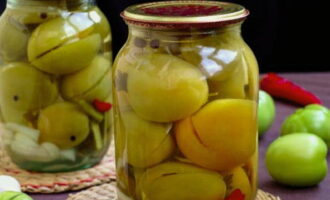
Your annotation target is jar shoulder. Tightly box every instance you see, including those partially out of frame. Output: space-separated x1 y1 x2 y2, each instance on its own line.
113 32 258 72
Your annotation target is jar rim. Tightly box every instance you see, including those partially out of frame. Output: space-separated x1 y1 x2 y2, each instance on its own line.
121 1 249 29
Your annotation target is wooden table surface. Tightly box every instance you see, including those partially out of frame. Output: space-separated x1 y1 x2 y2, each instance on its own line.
30 72 330 200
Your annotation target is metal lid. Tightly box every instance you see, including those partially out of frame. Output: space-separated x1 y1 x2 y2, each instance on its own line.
121 1 249 29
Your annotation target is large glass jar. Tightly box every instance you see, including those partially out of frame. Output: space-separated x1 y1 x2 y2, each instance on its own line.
113 1 259 200
0 0 113 172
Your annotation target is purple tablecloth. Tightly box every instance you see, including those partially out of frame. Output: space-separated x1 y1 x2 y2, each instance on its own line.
31 72 330 200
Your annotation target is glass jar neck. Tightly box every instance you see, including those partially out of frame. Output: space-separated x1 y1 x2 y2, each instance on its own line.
128 23 243 41
7 0 95 10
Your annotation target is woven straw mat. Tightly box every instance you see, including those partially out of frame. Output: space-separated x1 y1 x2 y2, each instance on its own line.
0 144 116 193
67 183 281 200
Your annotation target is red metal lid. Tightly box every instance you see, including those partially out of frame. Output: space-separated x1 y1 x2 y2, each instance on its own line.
121 1 249 29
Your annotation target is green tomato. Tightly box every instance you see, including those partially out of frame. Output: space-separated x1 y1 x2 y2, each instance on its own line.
266 133 327 187
38 102 90 149
258 90 275 136
0 191 32 200
281 104 330 147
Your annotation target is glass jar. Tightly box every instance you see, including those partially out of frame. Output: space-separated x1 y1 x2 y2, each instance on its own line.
0 0 113 172
113 1 259 200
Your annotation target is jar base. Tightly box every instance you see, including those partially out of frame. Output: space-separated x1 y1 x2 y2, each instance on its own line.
11 156 102 173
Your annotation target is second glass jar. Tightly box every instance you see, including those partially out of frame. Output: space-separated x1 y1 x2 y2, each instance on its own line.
0 0 113 172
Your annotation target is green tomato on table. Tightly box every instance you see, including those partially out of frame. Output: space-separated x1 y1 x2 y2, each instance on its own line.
266 133 327 187
281 104 330 147
0 191 32 200
258 90 276 136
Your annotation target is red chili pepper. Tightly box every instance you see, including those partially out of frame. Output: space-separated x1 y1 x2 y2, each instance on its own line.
225 189 245 200
260 73 322 106
93 99 112 112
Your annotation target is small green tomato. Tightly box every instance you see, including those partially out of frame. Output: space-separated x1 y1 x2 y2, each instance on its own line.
258 90 276 136
281 104 330 147
266 133 327 187
0 191 32 200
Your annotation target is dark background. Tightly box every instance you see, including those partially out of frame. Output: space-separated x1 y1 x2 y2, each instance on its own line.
1 0 329 72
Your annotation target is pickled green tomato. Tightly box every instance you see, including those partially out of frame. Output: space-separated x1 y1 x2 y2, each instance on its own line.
89 7 111 40
208 62 247 99
180 30 243 81
6 7 58 25
0 63 58 124
258 90 275 135
137 162 226 200
81 69 112 102
60 56 112 102
241 40 259 100
28 16 101 75
208 38 258 100
27 10 104 62
28 17 87 60
281 104 330 147
38 102 89 149
127 53 208 122
180 31 249 100
89 7 112 60
175 99 257 171
29 33 101 75
113 44 156 92
266 133 327 187
116 112 174 168
0 11 29 63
